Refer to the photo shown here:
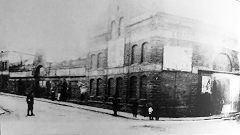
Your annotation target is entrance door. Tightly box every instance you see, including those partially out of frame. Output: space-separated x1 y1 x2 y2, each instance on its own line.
211 73 240 114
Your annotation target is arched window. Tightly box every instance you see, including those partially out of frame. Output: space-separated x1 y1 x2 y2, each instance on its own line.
90 79 95 95
129 76 137 99
96 78 103 96
116 77 123 97
97 53 104 68
108 78 114 97
118 17 124 36
90 54 96 69
140 76 147 99
131 45 138 64
213 53 232 72
111 20 117 39
141 42 148 63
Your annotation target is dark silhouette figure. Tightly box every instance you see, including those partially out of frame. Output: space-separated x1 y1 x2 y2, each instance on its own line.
142 102 148 117
51 89 55 101
60 79 68 101
68 83 72 100
153 104 160 120
132 99 138 118
112 98 119 116
26 91 35 116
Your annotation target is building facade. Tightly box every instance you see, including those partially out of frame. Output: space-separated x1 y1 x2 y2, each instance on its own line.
1 1 240 117
86 1 240 117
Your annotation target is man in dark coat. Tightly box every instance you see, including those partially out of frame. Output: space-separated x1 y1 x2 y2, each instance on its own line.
26 91 35 116
112 98 119 116
61 79 68 101
132 99 138 118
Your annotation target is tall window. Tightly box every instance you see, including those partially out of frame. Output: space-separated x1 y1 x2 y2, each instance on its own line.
97 53 104 68
116 77 123 97
90 79 94 95
140 76 147 99
90 54 96 69
111 20 117 39
129 76 137 98
118 17 124 36
131 45 138 64
96 78 102 96
141 42 148 63
108 78 114 97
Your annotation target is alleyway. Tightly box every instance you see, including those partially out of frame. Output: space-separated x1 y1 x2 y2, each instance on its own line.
0 94 240 135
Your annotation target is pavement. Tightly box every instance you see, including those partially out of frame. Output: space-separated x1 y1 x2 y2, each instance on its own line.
0 92 238 121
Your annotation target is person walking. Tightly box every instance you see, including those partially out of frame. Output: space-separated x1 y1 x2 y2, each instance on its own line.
26 91 35 116
132 99 138 118
112 97 119 116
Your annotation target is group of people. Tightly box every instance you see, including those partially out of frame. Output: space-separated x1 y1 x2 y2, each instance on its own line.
50 79 71 102
112 99 156 120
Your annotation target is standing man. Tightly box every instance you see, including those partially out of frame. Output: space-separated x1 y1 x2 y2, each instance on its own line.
26 91 35 116
132 99 138 118
61 79 68 101
112 97 119 116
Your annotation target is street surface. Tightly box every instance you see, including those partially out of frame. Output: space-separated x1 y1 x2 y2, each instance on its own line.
0 94 240 135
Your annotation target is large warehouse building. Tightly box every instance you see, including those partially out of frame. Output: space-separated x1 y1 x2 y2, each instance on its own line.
1 0 240 117
86 0 240 116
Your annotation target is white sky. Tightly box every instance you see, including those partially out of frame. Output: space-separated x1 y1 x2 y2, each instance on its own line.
0 0 240 62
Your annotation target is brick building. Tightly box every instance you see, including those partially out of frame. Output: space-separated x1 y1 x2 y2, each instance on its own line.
86 1 240 117
1 0 240 117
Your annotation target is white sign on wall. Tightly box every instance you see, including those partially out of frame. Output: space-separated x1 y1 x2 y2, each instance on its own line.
201 76 212 94
69 68 85 76
163 46 192 72
108 38 125 68
56 68 69 76
10 71 32 77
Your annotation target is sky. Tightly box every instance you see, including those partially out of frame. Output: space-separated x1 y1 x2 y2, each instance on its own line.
0 0 240 62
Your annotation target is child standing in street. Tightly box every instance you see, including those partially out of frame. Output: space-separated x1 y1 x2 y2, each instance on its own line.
148 105 153 120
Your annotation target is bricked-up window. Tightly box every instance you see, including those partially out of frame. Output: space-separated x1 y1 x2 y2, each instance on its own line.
140 76 147 99
141 42 148 63
213 53 232 72
90 79 94 95
131 45 138 64
116 77 123 97
129 76 137 98
118 17 124 36
96 78 102 96
108 78 114 97
111 20 117 39
90 54 96 69
97 53 104 68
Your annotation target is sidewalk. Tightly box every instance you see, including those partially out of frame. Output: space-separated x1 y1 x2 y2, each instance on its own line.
0 92 237 121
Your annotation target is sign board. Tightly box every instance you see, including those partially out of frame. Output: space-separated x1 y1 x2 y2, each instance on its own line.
10 71 32 77
108 38 125 68
69 68 85 76
56 69 69 76
201 76 212 93
163 46 192 72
